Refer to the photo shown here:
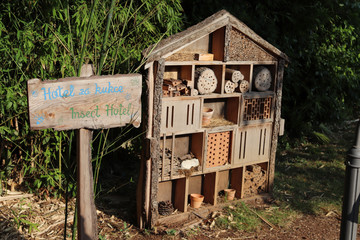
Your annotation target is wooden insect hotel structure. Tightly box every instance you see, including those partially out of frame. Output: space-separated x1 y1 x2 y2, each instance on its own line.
137 10 289 228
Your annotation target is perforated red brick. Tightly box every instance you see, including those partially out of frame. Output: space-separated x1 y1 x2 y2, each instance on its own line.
206 131 231 167
243 97 272 121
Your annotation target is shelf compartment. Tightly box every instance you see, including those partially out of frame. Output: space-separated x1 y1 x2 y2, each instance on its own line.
163 65 193 97
234 123 272 165
240 93 274 124
202 97 239 128
161 99 201 134
224 65 252 93
243 162 268 198
195 65 223 95
159 132 204 181
205 131 232 168
251 64 276 92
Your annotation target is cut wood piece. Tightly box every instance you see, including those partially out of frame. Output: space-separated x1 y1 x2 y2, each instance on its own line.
191 89 199 96
239 80 250 93
173 91 181 97
225 68 244 83
247 165 261 174
163 84 176 91
164 78 182 86
195 53 214 61
195 67 217 95
163 90 170 97
180 87 190 96
244 171 254 179
176 83 187 91
253 66 272 91
224 80 236 93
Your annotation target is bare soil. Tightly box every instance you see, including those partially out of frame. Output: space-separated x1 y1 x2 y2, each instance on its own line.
0 193 357 240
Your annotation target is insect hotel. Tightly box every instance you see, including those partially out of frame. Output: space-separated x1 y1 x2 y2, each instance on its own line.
137 10 289 227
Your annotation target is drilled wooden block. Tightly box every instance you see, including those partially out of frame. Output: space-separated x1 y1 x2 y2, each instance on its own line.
243 97 272 121
206 131 231 167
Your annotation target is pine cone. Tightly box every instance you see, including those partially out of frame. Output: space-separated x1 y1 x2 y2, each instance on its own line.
158 200 174 216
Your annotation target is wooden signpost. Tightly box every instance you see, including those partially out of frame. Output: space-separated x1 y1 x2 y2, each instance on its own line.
27 74 141 130
27 65 142 239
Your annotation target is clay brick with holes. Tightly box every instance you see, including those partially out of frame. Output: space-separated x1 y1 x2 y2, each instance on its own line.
243 97 272 121
206 131 231 167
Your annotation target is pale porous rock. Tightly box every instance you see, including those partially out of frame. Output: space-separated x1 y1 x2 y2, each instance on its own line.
181 159 199 169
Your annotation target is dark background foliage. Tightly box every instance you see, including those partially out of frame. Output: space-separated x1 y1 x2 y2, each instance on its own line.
183 0 360 136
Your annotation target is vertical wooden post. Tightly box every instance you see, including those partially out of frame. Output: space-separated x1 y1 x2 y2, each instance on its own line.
77 64 97 240
268 59 285 191
149 59 165 227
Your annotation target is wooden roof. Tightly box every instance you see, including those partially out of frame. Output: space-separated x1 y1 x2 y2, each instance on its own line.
143 10 289 64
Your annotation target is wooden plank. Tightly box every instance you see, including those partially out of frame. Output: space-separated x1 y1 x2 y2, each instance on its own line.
191 132 204 168
77 128 97 240
203 172 218 205
160 99 201 134
268 60 285 191
27 74 142 130
147 62 154 138
226 97 240 124
162 134 166 181
188 176 202 196
170 134 175 179
195 53 214 61
217 170 230 191
230 167 243 199
157 181 173 202
174 178 189 212
212 26 225 61
164 60 277 66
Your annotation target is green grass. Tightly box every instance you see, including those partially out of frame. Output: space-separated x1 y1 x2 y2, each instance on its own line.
216 123 355 232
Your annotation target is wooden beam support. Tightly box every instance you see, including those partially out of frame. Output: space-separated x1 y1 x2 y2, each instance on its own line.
77 65 97 240
203 172 218 205
230 167 244 199
149 59 165 227
268 59 285 191
174 178 189 212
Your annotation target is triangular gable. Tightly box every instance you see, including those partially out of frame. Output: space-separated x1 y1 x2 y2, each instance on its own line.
143 10 289 64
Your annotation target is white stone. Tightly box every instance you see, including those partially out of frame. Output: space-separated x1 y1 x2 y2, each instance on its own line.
181 158 199 169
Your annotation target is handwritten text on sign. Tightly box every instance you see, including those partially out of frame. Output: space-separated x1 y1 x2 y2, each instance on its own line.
27 74 142 130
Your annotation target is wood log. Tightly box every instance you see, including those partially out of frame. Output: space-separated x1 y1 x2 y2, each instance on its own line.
244 179 253 189
180 87 189 96
191 89 199 96
173 91 181 97
239 80 250 93
176 83 187 91
253 66 272 91
244 171 254 179
225 68 244 83
163 90 169 97
163 84 176 91
247 165 261 174
224 80 236 93
164 78 182 86
195 67 217 95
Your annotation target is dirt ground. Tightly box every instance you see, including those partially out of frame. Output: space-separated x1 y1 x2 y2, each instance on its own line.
0 193 357 240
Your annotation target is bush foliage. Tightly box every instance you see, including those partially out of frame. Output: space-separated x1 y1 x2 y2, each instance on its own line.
0 0 183 196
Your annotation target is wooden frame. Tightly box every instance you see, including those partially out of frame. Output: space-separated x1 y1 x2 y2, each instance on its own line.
138 10 289 228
